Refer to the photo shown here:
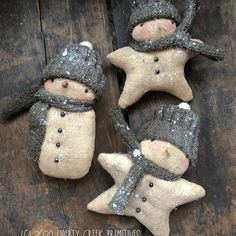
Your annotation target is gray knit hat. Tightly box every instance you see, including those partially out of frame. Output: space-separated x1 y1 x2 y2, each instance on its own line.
128 0 181 33
41 42 106 100
137 103 200 166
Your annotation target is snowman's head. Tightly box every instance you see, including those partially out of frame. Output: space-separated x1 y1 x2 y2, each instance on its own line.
132 18 177 41
129 0 181 41
44 78 95 101
137 103 200 168
140 139 189 175
41 41 106 101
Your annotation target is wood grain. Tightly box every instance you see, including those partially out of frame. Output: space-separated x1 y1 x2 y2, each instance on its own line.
0 0 235 235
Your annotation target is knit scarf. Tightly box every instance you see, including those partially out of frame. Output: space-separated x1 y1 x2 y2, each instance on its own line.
109 108 181 215
35 88 96 112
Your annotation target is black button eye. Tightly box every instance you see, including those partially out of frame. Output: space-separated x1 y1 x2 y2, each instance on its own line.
140 23 144 27
171 20 175 24
51 78 55 83
85 88 89 93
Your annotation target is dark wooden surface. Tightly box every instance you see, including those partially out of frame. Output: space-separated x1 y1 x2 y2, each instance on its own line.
0 0 235 235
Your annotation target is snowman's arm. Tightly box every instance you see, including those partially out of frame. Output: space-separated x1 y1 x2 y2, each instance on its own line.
98 153 132 182
0 85 39 121
174 179 206 205
107 47 136 69
178 0 199 32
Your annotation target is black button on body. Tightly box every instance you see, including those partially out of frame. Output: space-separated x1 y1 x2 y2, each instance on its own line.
155 69 160 75
61 112 66 117
56 143 60 148
142 197 147 202
136 208 141 213
54 157 60 163
154 57 159 62
58 128 63 133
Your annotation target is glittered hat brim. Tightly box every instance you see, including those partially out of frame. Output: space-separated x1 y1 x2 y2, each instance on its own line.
128 3 181 33
41 64 106 100
40 44 106 100
137 120 199 166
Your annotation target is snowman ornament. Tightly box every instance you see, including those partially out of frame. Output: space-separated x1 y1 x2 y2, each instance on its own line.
88 104 205 236
107 0 224 109
0 41 106 179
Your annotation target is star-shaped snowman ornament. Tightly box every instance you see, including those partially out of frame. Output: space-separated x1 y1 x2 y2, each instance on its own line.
107 46 196 109
107 0 224 109
88 105 206 236
88 152 205 236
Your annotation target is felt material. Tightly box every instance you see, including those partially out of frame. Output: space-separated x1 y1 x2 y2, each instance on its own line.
88 153 205 236
129 0 224 61
27 88 96 164
41 44 106 99
0 85 40 121
44 78 96 101
107 46 194 109
38 108 95 179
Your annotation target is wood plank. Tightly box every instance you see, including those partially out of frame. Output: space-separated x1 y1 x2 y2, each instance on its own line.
110 0 236 235
0 0 69 235
0 0 139 234
38 0 140 233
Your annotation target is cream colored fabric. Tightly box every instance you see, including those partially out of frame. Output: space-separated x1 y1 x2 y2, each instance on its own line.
38 108 95 179
88 142 205 236
107 46 194 109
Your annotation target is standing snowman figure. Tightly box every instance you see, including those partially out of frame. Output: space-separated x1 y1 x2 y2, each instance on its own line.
107 0 224 109
0 42 106 179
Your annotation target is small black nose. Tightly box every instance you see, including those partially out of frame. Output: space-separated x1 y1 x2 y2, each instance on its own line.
62 81 68 88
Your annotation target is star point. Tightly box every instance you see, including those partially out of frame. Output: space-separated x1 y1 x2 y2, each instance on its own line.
107 46 194 109
88 153 205 236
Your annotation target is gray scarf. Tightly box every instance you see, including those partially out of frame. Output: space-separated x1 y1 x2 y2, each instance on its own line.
35 88 96 112
108 108 181 215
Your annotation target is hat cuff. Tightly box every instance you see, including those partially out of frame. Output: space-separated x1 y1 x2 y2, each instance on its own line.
137 120 198 165
129 5 181 32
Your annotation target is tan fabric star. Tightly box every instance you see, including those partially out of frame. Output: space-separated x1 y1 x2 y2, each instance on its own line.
107 46 194 109
88 153 205 236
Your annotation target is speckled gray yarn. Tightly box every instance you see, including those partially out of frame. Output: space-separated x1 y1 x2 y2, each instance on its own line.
0 85 40 121
109 152 181 215
109 108 181 215
138 104 200 166
28 102 49 161
35 88 96 112
129 0 181 31
129 0 224 61
42 44 106 99
110 107 140 151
